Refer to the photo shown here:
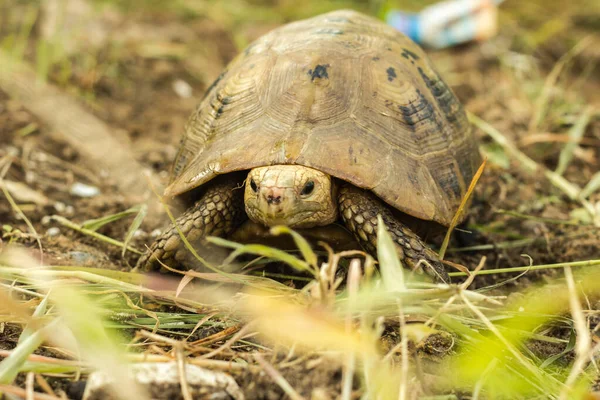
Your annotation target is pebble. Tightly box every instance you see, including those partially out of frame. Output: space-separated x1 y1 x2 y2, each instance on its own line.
150 229 162 238
133 229 146 238
46 227 60 237
70 182 100 198
82 362 244 400
68 251 98 264
54 202 66 213
172 79 193 98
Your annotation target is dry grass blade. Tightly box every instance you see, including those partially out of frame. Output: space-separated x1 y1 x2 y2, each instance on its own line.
0 180 48 206
0 384 60 400
1 161 43 264
254 353 305 400
559 266 592 400
439 158 486 260
342 259 360 400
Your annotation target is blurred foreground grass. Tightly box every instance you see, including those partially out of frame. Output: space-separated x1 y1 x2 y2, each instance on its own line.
1 222 600 398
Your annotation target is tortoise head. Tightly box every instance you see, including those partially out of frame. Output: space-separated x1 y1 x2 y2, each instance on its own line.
244 165 338 229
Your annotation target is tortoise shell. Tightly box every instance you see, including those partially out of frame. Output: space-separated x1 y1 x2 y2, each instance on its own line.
166 10 481 226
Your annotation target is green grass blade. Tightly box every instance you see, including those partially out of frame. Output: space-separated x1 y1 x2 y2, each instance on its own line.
208 236 312 274
580 171 600 199
82 205 143 232
0 319 58 384
555 107 593 176
376 215 405 290
18 292 51 344
270 225 318 270
122 204 147 258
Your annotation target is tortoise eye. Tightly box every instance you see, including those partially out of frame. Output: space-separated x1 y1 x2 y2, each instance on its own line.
250 179 258 193
301 181 315 196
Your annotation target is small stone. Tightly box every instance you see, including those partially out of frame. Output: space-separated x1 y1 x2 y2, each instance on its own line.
133 229 145 239
46 227 60 237
172 79 193 98
70 182 100 198
54 202 66 213
150 229 162 238
82 362 243 400
68 251 98 264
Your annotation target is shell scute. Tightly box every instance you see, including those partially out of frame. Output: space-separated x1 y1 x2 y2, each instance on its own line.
167 9 481 226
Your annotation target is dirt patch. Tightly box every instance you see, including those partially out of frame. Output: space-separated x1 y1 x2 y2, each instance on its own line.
1 1 599 399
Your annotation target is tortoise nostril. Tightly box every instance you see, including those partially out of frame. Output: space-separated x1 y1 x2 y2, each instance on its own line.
267 195 282 205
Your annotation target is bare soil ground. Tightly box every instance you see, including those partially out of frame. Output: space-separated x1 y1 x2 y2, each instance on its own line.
0 0 599 398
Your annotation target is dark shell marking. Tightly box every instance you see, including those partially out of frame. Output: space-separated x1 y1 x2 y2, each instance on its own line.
309 64 330 81
168 10 481 226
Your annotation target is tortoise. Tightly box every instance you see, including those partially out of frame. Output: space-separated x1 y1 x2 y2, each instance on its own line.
137 10 481 282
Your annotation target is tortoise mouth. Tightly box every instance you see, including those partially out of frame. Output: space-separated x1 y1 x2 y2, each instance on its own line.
250 205 336 229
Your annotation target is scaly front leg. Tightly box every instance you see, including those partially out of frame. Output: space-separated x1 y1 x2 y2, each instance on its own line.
137 177 247 272
338 184 450 283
